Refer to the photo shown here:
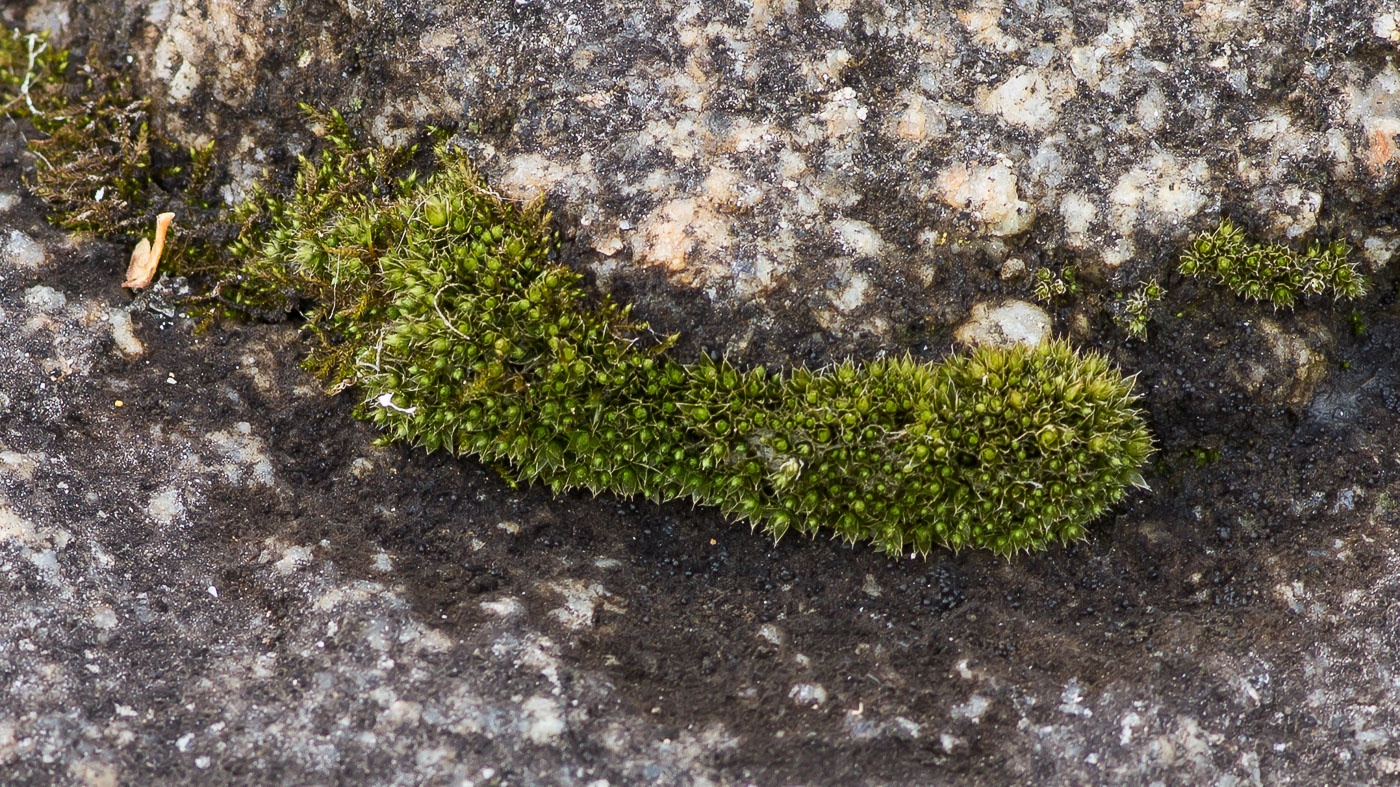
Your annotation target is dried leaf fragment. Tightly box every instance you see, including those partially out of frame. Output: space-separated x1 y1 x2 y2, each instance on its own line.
122 211 175 289
124 238 151 286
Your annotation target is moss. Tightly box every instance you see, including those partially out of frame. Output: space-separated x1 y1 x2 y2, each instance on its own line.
0 28 231 275
1032 266 1078 304
0 27 68 124
1 30 1154 558
1112 279 1166 340
1179 218 1365 309
225 117 1154 557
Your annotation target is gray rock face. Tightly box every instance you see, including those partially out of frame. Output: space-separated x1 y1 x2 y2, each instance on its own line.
5 2 1400 785
14 0 1400 355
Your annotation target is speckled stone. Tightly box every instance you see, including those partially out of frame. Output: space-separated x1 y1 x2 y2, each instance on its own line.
11 0 1400 355
5 2 1400 785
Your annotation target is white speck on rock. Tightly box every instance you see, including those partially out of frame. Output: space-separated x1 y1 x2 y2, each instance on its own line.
521 695 565 744
146 488 186 526
350 457 374 478
1272 186 1322 239
22 285 66 313
547 580 623 630
1375 12 1400 44
1362 235 1400 269
955 299 1051 349
1344 63 1400 175
499 154 573 202
206 424 276 487
831 218 883 257
952 694 990 723
893 93 945 141
817 87 867 137
91 605 118 629
481 597 524 618
274 544 314 575
758 623 785 646
1120 711 1143 745
4 230 45 270
1059 678 1093 718
631 198 729 275
1135 84 1167 132
832 271 870 313
861 574 881 598
1060 192 1098 245
789 683 827 706
975 66 1075 131
1108 152 1209 235
0 451 40 482
894 716 922 739
168 59 201 102
107 309 144 358
956 659 974 680
957 5 1020 54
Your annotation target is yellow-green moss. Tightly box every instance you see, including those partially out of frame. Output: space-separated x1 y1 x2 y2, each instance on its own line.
227 117 1153 557
2 31 1154 557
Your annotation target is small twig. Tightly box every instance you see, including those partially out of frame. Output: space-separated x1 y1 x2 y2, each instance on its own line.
20 33 47 117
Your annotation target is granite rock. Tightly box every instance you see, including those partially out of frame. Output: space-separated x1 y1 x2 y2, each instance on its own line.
10 0 1400 357
4 1 1400 785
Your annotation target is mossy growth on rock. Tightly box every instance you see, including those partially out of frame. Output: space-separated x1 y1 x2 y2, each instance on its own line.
1179 218 1365 309
0 27 226 268
225 112 1153 557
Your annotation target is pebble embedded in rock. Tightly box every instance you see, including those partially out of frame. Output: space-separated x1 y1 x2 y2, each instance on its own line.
954 299 1052 349
3 229 44 270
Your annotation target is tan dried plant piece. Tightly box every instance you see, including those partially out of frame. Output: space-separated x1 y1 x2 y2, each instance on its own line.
122 211 175 289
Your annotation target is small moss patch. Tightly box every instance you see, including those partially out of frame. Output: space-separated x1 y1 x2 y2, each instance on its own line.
1179 218 1365 309
0 28 229 272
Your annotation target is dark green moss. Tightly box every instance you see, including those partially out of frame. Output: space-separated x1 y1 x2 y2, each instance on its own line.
1112 279 1166 340
1179 218 1365 309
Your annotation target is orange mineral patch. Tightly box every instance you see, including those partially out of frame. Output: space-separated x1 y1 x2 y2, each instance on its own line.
1368 127 1397 175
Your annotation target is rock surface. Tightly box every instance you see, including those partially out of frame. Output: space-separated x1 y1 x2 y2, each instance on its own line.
954 298 1051 348
12 0 1400 358
3 1 1400 785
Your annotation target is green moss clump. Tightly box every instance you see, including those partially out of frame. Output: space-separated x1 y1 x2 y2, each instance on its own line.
0 28 1153 557
1179 218 1365 309
0 27 68 123
1112 279 1166 340
226 117 1153 557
